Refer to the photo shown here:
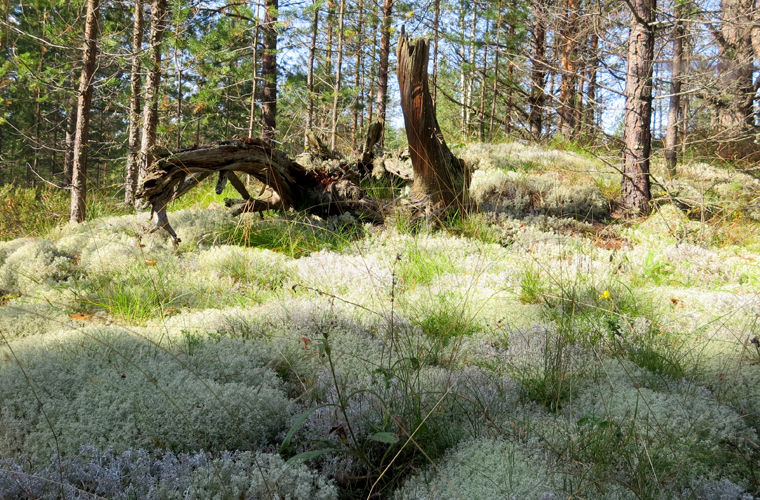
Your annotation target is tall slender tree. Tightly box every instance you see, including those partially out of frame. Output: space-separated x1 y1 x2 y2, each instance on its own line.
621 0 655 215
137 0 169 197
558 0 580 138
69 0 101 223
124 0 144 206
714 0 754 134
260 0 278 146
528 0 547 140
664 0 686 176
375 0 393 147
330 0 346 150
305 0 319 148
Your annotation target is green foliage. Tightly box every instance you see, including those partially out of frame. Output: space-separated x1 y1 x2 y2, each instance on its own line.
0 185 129 241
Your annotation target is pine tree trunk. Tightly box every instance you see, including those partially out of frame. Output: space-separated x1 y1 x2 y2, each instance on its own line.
432 0 440 108
397 34 468 214
664 0 685 177
260 0 277 146
329 0 345 151
584 30 599 138
69 0 100 223
478 19 489 141
489 3 502 139
248 2 262 139
367 10 378 131
558 0 580 139
715 0 754 134
124 0 143 205
351 0 363 149
63 94 76 186
137 0 169 201
528 1 547 140
375 0 393 147
621 0 655 215
305 1 318 149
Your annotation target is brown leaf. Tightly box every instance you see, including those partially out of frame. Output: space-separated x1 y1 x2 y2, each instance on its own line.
70 313 93 321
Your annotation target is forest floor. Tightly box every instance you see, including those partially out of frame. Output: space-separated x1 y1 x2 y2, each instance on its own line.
1 142 760 499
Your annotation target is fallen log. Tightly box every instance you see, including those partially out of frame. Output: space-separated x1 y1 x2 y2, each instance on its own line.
139 138 383 244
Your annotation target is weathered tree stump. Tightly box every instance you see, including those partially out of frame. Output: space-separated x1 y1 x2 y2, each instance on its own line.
396 33 469 215
139 138 382 244
358 121 383 175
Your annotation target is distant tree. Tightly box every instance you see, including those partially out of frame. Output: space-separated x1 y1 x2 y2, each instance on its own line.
664 0 687 177
375 0 393 147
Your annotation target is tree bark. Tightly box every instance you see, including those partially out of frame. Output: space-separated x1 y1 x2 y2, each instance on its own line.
305 1 318 149
715 0 754 134
489 3 502 139
63 94 77 186
367 10 379 132
397 34 468 214
584 28 599 138
558 0 580 139
247 1 262 139
664 0 685 177
528 0 547 140
124 0 144 206
621 0 655 215
137 0 169 203
351 0 364 150
69 0 100 223
260 0 278 146
375 0 393 148
329 0 345 151
139 139 382 244
478 19 489 141
432 0 440 108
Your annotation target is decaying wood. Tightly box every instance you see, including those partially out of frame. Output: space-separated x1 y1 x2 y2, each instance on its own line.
307 131 342 160
372 147 413 181
139 138 382 244
358 121 383 175
396 33 469 215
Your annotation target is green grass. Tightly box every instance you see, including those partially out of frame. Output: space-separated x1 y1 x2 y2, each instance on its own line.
396 245 457 288
215 214 363 258
0 185 131 240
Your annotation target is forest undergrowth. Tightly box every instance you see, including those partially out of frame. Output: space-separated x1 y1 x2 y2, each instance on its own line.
1 142 759 499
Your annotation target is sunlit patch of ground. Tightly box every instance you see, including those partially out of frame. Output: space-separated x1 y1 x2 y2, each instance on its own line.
1 143 759 498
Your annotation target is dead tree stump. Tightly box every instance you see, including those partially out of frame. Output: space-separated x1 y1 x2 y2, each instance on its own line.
396 33 469 215
139 138 382 244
